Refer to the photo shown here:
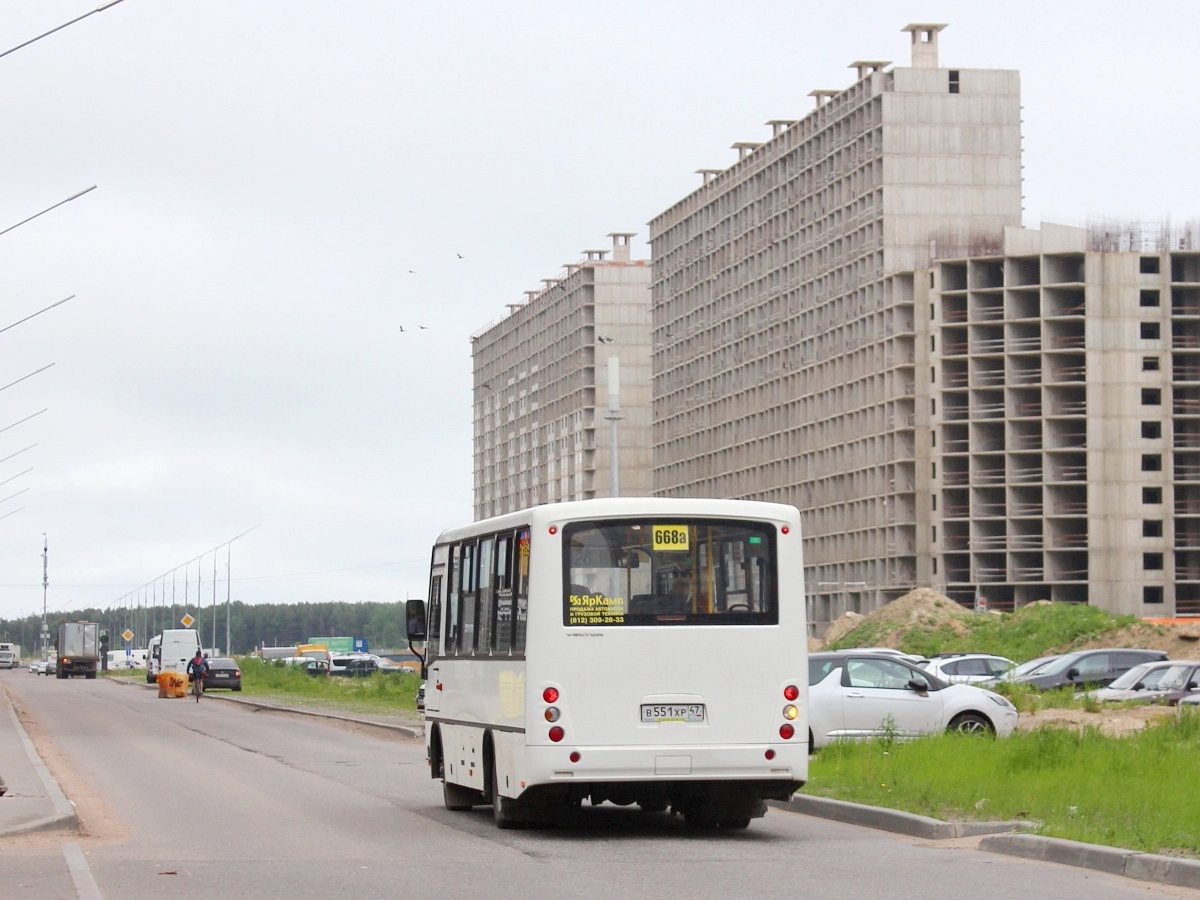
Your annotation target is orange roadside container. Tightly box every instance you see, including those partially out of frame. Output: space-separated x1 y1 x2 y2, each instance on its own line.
157 671 188 698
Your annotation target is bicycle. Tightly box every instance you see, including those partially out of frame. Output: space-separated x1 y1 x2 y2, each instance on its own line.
191 672 203 702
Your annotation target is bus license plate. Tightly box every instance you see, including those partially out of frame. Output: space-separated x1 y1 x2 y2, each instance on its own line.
641 704 705 723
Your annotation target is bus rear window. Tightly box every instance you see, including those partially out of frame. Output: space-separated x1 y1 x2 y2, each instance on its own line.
562 519 778 626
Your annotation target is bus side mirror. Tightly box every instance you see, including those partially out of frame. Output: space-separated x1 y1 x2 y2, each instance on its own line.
405 599 427 642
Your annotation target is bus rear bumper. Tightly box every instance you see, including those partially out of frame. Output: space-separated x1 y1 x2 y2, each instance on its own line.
526 743 807 788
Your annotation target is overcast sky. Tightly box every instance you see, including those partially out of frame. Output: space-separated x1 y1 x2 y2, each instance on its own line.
0 1 1197 625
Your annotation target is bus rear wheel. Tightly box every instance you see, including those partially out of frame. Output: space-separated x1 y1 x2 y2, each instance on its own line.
491 764 520 829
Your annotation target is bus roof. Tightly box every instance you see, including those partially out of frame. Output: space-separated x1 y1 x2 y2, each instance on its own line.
433 497 800 546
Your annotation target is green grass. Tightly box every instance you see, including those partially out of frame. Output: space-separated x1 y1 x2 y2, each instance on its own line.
221 658 422 716
804 710 1200 857
828 601 1141 662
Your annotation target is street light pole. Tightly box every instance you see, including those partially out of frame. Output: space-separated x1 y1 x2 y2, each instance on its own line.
605 356 622 498
41 534 48 661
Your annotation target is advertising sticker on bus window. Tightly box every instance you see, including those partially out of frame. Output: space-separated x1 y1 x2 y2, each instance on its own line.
567 593 625 626
652 525 689 552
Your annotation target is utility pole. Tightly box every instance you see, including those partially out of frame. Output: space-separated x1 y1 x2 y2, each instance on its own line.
41 534 48 661
225 544 231 657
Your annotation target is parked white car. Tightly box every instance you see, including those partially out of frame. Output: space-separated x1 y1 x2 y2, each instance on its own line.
921 653 1015 684
808 651 1018 749
840 647 930 666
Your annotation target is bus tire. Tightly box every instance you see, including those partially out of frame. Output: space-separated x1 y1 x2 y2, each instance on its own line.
442 778 480 811
491 762 519 829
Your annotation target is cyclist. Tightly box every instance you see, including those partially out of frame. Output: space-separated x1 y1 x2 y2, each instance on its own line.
186 651 209 697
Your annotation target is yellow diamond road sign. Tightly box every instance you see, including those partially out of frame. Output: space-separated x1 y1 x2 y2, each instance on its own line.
121 629 134 642
180 614 195 628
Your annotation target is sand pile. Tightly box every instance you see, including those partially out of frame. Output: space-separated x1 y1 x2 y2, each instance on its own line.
818 587 974 647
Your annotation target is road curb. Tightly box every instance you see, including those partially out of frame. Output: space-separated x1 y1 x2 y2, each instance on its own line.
205 694 423 739
109 675 424 739
770 793 1031 839
1 690 78 837
981 833 1200 890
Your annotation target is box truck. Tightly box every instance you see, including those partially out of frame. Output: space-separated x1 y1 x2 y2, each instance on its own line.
0 642 19 668
57 622 100 679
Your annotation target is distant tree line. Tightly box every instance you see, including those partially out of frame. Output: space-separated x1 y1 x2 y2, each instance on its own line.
0 600 409 656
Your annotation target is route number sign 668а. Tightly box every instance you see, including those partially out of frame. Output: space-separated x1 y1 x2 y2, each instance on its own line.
652 525 689 552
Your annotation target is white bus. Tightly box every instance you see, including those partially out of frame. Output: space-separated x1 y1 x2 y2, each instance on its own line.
407 498 808 830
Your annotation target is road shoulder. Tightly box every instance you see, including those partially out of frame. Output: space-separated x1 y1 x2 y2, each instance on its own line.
0 684 77 836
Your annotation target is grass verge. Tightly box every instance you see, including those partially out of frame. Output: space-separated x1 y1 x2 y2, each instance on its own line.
217 658 421 716
803 711 1200 857
828 601 1141 662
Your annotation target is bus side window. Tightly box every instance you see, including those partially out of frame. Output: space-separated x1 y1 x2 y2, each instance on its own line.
459 541 478 654
476 537 495 654
514 528 530 653
446 544 461 655
427 572 442 663
493 533 513 653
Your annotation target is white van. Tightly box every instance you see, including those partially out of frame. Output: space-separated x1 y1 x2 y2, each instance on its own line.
146 630 201 682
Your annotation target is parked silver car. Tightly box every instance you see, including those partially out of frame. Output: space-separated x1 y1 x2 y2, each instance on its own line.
1084 660 1196 703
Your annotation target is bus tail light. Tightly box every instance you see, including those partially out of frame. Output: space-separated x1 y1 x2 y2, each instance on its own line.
783 684 799 701
570 751 581 763
783 705 798 720
543 687 559 703
549 726 564 742
544 707 560 722
765 749 776 760
779 724 794 740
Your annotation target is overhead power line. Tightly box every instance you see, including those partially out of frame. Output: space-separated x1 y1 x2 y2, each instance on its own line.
0 296 75 337
0 410 48 436
0 1 127 62
0 187 97 238
0 363 54 394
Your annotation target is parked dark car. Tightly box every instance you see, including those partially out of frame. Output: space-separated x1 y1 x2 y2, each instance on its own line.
202 657 242 691
344 657 405 677
1011 648 1168 690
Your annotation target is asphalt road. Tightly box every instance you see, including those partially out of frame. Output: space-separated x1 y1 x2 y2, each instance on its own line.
2 675 1196 899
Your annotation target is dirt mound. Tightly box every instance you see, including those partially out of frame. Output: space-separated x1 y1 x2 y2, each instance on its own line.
818 587 973 646
1059 621 1200 660
1016 705 1177 737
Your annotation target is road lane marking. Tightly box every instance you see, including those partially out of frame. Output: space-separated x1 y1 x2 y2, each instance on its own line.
62 841 104 900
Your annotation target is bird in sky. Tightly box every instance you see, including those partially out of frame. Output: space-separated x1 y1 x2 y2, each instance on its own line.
597 336 614 343
408 269 416 274
456 253 463 259
418 325 429 330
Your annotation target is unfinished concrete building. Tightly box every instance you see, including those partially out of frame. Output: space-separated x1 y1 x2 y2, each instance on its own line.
649 24 1023 631
930 221 1200 617
471 234 652 520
